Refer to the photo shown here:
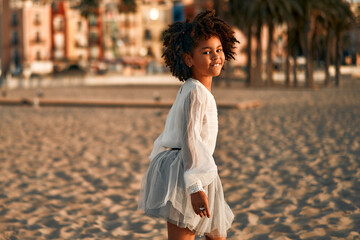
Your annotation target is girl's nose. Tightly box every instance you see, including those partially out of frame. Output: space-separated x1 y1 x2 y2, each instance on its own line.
212 52 219 60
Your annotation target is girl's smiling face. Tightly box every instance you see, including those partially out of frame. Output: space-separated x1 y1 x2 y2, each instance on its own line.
183 35 225 82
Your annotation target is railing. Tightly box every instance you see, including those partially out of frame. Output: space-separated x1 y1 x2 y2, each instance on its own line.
31 37 44 44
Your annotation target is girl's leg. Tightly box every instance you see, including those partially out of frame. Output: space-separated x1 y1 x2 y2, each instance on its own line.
167 222 196 240
205 236 226 240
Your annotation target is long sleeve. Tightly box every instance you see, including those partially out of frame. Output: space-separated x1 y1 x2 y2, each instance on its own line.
182 85 218 192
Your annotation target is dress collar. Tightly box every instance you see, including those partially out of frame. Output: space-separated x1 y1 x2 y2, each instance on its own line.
186 78 213 96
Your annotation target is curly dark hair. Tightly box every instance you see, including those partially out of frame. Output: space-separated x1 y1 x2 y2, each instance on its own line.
162 10 239 82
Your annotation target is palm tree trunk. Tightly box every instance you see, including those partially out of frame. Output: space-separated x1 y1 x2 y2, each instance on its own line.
324 31 331 87
266 23 274 87
246 26 253 86
335 32 342 87
285 54 290 87
356 21 359 65
304 18 315 88
293 48 298 87
285 28 291 87
255 25 262 86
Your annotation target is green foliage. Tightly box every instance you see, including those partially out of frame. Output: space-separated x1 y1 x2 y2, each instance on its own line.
118 0 137 13
78 0 100 18
78 0 138 17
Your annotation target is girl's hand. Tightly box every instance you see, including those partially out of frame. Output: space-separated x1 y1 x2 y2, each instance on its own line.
190 191 210 218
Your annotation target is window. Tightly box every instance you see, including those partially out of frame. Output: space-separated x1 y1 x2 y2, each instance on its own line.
90 31 98 43
91 47 99 59
52 2 58 13
36 32 41 42
11 13 18 26
36 51 41 60
11 31 18 46
34 13 41 25
145 29 152 40
13 49 20 66
77 21 82 31
90 14 97 26
54 17 63 31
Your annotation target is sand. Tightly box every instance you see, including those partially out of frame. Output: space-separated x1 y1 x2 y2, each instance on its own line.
0 79 359 239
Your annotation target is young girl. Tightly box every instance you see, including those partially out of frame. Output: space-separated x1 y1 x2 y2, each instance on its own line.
138 10 238 240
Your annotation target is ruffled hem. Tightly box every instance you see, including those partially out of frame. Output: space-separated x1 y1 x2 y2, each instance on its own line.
138 149 234 237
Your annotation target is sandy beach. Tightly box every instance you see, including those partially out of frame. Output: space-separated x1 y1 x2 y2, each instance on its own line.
0 79 359 239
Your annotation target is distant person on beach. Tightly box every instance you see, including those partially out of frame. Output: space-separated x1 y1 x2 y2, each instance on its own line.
138 10 238 240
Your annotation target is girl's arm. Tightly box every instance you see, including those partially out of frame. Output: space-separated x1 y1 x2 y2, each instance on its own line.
182 85 218 193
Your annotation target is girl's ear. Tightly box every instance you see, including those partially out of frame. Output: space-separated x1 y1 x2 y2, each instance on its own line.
183 53 193 68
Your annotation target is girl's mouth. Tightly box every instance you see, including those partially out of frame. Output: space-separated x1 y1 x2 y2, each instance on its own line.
210 62 222 67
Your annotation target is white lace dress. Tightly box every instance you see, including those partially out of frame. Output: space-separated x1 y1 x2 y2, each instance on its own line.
138 78 233 238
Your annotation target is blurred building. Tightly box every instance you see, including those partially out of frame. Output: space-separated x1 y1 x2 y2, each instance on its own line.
140 0 172 63
1 0 11 80
117 4 141 57
2 0 275 78
9 6 24 76
23 1 53 74
64 1 88 67
103 1 120 61
51 1 67 70
88 9 103 61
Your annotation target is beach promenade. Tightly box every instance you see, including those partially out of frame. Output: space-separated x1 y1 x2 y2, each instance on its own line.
0 78 359 239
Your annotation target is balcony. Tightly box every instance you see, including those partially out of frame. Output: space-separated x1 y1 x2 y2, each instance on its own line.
31 37 44 44
34 19 41 26
75 41 87 48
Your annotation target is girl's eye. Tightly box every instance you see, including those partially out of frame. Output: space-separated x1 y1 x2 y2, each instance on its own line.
203 51 210 55
216 49 223 53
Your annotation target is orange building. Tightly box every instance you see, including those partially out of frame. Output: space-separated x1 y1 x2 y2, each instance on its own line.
9 7 24 76
140 0 172 62
64 1 89 67
51 1 67 70
1 0 11 78
88 8 104 61
22 2 52 74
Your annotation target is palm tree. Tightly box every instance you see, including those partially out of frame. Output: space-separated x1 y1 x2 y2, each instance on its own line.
314 0 337 87
281 0 303 87
230 0 268 87
297 0 331 88
332 0 354 86
229 0 254 86
257 0 301 87
302 1 316 88
230 0 303 87
245 0 269 87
